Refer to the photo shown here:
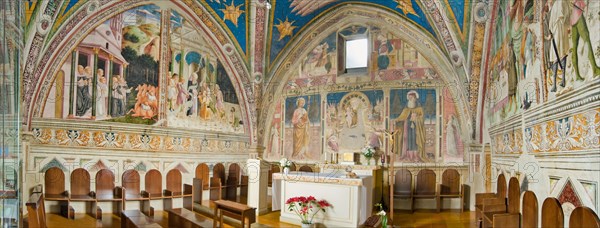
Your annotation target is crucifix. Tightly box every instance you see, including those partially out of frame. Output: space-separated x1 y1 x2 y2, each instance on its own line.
378 128 399 222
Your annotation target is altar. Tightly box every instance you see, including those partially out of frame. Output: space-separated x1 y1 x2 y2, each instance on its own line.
272 172 373 227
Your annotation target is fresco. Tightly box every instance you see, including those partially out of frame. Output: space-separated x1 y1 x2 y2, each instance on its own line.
201 0 248 55
325 90 384 154
442 87 464 162
371 30 436 81
42 5 244 134
300 32 336 78
265 98 283 160
283 95 321 161
486 0 600 123
389 89 437 162
268 0 436 66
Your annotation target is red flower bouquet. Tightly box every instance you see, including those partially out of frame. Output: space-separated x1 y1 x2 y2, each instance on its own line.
286 196 332 225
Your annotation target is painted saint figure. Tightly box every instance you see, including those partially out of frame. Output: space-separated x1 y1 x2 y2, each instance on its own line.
292 98 310 159
75 65 92 117
393 91 425 162
569 0 600 80
446 115 459 156
96 70 108 118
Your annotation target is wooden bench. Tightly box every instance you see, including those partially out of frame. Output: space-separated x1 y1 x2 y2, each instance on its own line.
167 208 213 228
393 169 413 212
569 206 600 228
164 169 193 211
438 169 464 212
213 200 256 228
476 173 507 224
482 177 519 228
413 169 437 213
120 210 161 228
26 185 46 228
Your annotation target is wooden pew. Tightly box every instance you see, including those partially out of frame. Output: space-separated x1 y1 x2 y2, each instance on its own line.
69 168 99 219
195 163 210 190
96 169 124 218
393 169 413 212
569 206 600 228
167 208 213 228
164 169 193 210
438 169 464 212
44 167 73 219
521 191 538 228
413 169 437 213
122 170 150 215
541 197 563 228
120 210 161 228
213 200 256 228
26 185 47 228
142 169 164 216
476 173 507 223
483 177 519 228
209 177 222 201
299 165 313 172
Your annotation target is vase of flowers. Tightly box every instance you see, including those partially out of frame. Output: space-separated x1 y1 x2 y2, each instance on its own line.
286 196 331 227
280 158 291 174
362 146 375 165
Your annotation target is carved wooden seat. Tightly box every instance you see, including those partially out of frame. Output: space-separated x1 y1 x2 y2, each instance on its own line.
69 168 100 219
476 173 507 223
44 167 73 219
413 169 437 212
299 165 313 172
569 206 600 228
95 169 124 218
164 169 193 210
438 169 464 212
195 163 210 190
393 169 413 212
541 197 563 228
26 185 46 228
482 177 519 228
122 170 147 201
226 163 241 201
522 191 538 228
143 169 164 199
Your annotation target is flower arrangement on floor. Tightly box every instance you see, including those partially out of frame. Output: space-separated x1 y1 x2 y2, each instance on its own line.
375 203 388 228
362 146 375 165
286 196 332 225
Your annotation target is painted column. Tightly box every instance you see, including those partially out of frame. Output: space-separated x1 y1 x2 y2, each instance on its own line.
158 9 171 123
68 51 77 118
107 55 114 117
91 48 99 119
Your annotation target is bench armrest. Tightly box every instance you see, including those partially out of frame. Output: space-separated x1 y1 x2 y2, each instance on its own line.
141 190 150 198
476 193 496 205
164 190 173 197
184 184 193 195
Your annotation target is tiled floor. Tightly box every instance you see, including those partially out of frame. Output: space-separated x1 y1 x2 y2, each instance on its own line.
44 209 476 227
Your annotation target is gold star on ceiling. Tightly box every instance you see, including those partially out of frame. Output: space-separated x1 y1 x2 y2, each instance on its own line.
396 0 417 16
275 18 297 41
220 1 244 27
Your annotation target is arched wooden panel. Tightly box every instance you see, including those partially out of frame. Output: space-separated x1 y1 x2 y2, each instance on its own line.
145 169 162 197
195 163 210 190
122 169 141 194
441 169 460 195
569 206 600 228
507 177 520 213
394 169 412 195
70 168 91 196
497 173 507 198
289 162 297 171
166 169 182 195
228 163 241 185
213 163 226 185
541 197 564 228
45 167 65 195
299 165 313 172
96 169 115 195
522 191 538 228
415 169 436 195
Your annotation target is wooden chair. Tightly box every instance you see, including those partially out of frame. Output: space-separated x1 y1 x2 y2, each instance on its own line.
299 165 313 172
393 169 413 212
142 169 163 216
164 169 193 210
195 163 210 190
476 173 507 223
569 206 600 228
482 177 519 228
69 168 98 218
438 169 464 212
522 191 538 228
122 169 151 215
541 197 564 228
240 175 249 204
268 165 280 187
209 177 222 201
413 169 437 212
95 169 124 218
228 163 241 186
26 185 47 228
44 167 73 219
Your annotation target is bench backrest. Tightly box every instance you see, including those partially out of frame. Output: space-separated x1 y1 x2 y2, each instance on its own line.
45 167 65 195
71 168 91 196
441 169 460 195
122 169 141 194
569 206 600 228
213 163 226 185
195 163 210 190
497 173 507 198
394 169 412 195
96 169 116 196
416 169 436 195
522 191 538 228
145 169 162 197
541 197 564 228
228 163 241 185
166 169 183 195
507 177 520 213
